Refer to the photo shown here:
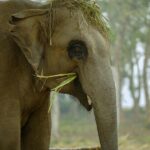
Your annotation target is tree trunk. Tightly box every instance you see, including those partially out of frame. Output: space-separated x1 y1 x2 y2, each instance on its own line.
143 36 150 125
51 93 60 139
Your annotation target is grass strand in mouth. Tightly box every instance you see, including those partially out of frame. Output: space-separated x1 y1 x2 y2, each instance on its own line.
36 73 77 112
49 75 77 112
36 73 76 79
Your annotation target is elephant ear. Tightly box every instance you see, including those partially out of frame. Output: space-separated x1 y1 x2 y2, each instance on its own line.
9 9 48 71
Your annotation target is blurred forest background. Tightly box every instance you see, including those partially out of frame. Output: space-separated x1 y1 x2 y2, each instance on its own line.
2 0 150 149
49 0 150 149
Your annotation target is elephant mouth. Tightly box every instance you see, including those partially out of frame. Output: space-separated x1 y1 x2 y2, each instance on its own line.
53 74 93 111
61 72 93 111
36 72 76 89
36 72 92 111
54 74 92 111
72 76 93 111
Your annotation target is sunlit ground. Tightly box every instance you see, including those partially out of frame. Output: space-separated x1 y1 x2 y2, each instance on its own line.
51 111 99 148
50 109 150 150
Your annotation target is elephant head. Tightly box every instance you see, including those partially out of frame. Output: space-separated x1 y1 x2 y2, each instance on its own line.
9 0 118 150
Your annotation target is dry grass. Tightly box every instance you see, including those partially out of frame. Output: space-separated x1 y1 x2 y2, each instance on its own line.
50 148 100 150
49 0 109 39
50 113 150 150
50 136 150 150
119 135 150 150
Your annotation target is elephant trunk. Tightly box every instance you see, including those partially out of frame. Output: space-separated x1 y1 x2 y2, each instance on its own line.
78 59 118 150
92 86 118 150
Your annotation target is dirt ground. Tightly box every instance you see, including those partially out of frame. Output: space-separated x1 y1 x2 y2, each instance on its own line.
50 110 150 150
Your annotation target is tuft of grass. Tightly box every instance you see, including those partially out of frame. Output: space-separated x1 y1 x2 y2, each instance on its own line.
119 135 150 150
72 0 110 39
49 0 110 39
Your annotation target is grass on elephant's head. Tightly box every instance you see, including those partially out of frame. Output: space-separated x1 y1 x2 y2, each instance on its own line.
49 0 110 39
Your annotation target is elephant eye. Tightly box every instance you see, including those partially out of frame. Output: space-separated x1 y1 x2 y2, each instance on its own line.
67 40 88 60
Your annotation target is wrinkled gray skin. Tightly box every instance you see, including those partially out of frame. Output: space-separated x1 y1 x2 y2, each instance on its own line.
0 0 118 150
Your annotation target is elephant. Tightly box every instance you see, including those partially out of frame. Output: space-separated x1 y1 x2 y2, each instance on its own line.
0 0 118 150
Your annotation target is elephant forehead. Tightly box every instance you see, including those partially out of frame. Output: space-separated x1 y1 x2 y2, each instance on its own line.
48 7 108 54
51 8 89 49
